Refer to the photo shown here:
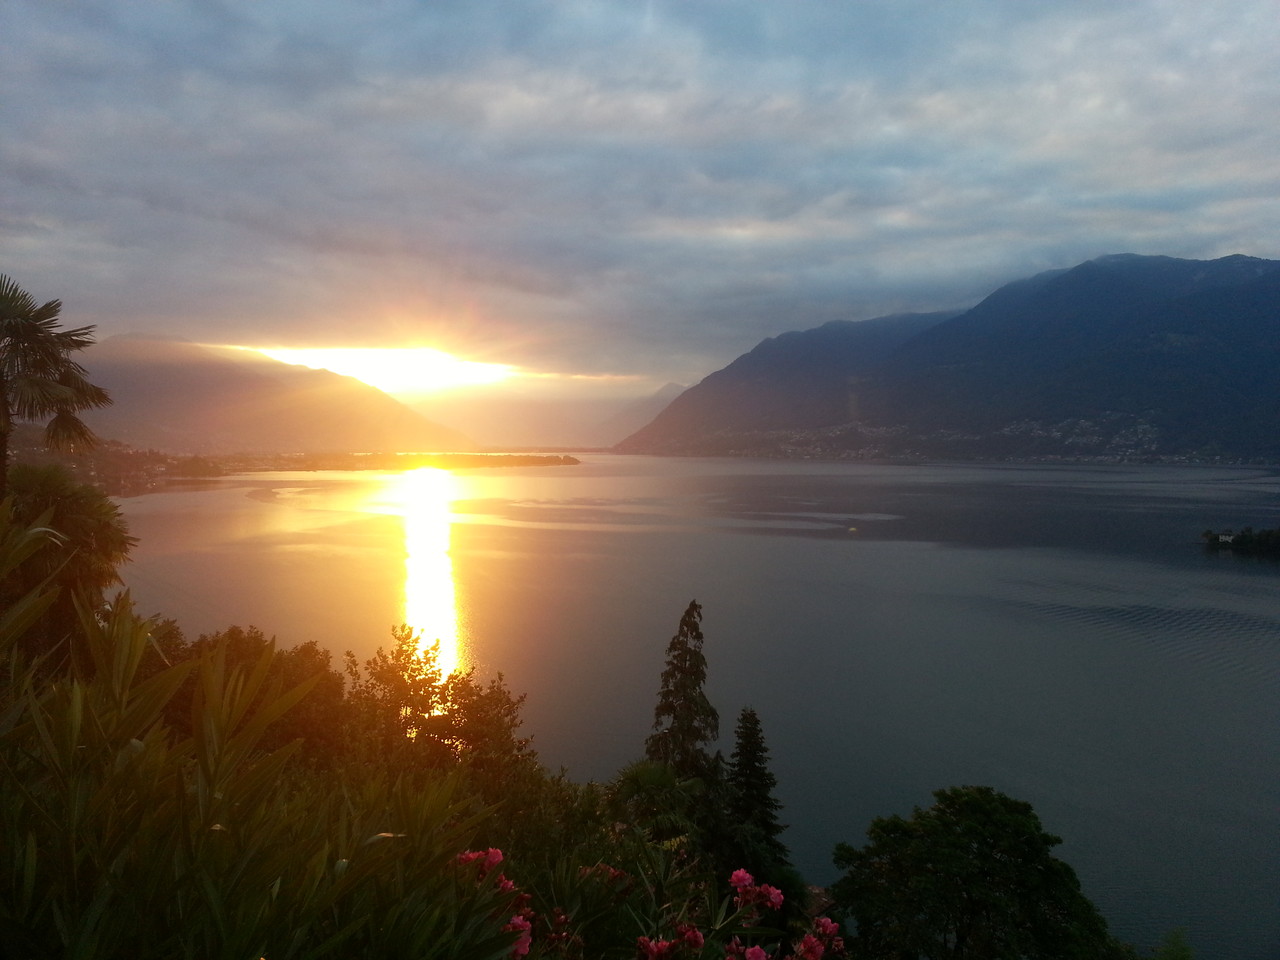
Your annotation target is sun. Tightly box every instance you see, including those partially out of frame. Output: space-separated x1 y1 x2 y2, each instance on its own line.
250 347 515 394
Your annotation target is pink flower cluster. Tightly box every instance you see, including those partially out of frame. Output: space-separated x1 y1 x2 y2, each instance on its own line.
728 869 784 912
724 940 770 960
790 917 844 960
637 936 675 959
457 848 519 894
503 914 533 959
457 849 533 959
636 923 705 959
456 847 504 877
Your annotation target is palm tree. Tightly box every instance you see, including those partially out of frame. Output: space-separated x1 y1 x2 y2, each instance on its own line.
0 274 111 499
4 463 136 667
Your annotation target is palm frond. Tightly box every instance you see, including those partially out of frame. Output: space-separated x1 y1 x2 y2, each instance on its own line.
44 411 102 451
8 377 70 420
0 274 39 315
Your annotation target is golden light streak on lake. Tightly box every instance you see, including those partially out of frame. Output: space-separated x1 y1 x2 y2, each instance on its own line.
394 467 466 677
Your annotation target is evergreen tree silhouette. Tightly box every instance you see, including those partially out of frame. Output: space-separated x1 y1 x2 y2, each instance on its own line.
728 706 790 872
645 600 719 781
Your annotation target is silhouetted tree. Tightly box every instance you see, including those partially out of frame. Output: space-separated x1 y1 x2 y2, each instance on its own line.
343 626 534 786
831 785 1129 959
0 275 110 498
152 624 347 762
645 600 719 781
727 706 790 873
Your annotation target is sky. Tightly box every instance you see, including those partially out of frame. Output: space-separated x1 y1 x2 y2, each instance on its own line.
4 0 1279 401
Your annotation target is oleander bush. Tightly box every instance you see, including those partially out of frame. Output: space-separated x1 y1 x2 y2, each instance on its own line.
0 503 528 959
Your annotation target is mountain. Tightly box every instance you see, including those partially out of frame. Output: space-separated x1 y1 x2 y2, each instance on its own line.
80 336 475 454
617 254 1280 460
618 313 956 454
591 382 687 446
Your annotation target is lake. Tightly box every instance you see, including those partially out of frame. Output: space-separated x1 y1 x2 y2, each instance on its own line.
116 456 1280 960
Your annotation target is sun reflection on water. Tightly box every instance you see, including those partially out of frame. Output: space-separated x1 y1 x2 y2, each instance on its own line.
394 467 466 677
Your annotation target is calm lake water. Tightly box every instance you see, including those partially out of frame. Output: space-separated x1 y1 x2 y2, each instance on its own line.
116 456 1280 960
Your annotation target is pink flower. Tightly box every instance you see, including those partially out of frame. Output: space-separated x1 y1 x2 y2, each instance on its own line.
458 848 505 879
677 923 705 949
504 914 532 959
814 917 839 938
729 869 755 890
744 947 768 960
637 936 675 958
495 873 516 894
796 934 824 960
734 880 784 913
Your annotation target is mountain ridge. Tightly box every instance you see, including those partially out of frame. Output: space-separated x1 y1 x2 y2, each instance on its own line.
617 254 1280 461
81 336 476 455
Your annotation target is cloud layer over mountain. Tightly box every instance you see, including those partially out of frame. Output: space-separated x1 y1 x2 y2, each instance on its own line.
4 1 1278 387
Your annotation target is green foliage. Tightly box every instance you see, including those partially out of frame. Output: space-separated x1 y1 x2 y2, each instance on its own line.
831 785 1129 960
343 626 535 787
516 845 826 960
148 624 347 762
0 497 62 649
645 600 719 783
2 464 135 668
0 582 525 959
610 759 708 850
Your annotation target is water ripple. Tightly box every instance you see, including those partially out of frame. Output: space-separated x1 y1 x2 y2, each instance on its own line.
1002 595 1280 685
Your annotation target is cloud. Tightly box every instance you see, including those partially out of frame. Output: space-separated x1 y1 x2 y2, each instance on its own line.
2 0 1278 386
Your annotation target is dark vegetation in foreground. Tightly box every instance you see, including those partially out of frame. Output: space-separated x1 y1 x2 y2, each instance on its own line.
1 273 1193 957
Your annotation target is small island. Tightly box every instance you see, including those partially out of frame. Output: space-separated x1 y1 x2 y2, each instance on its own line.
1201 526 1280 557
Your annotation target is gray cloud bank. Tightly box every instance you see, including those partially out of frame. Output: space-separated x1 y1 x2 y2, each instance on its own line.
4 0 1278 387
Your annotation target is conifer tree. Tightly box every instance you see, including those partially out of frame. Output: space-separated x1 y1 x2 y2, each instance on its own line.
728 706 790 870
645 600 719 781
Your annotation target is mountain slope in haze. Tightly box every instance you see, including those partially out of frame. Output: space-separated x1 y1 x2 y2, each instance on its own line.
407 381 688 449
81 336 476 454
590 382 687 446
616 312 958 454
618 254 1280 460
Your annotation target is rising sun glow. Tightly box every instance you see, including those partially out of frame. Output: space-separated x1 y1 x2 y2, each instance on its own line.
252 346 515 394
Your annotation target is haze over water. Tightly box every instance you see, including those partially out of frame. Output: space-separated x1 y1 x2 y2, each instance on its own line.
117 457 1280 960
